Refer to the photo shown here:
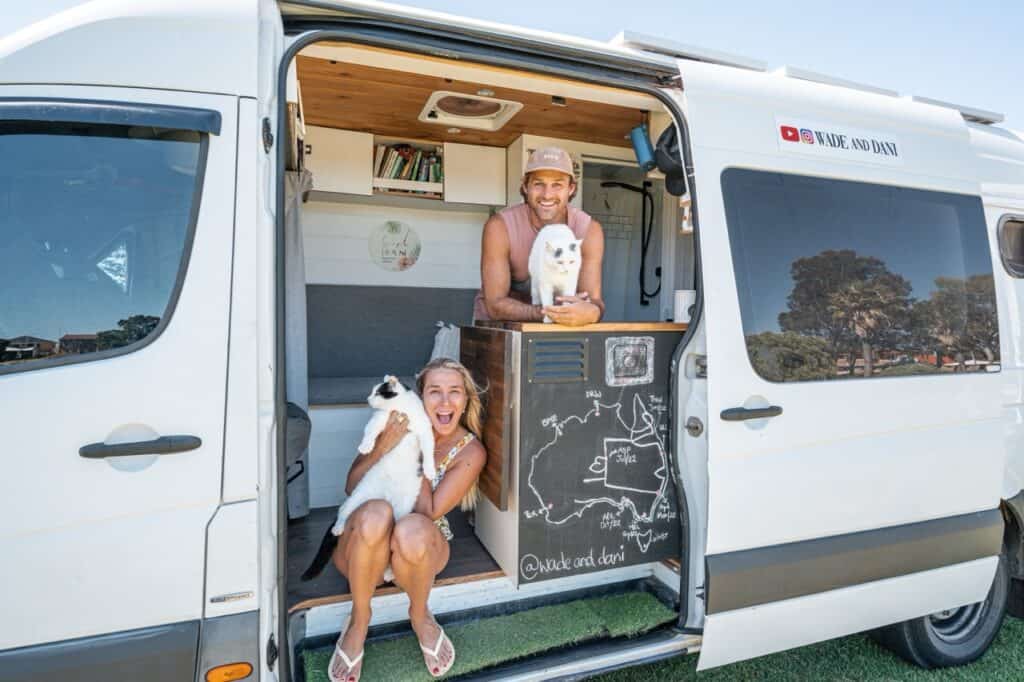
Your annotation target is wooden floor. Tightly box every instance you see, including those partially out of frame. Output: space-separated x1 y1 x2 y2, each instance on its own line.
287 507 502 612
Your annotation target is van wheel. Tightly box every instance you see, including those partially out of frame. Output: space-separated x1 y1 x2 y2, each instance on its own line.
871 551 1008 669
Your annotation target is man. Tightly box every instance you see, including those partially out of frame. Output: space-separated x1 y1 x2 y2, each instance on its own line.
474 147 605 326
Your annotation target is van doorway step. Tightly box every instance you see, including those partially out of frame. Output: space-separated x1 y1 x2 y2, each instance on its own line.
298 590 677 681
288 507 500 612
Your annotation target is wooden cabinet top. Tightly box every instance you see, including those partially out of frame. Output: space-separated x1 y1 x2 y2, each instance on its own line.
471 321 688 333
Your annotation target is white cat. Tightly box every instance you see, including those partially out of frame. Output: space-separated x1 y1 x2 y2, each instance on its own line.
329 375 435 536
528 224 583 323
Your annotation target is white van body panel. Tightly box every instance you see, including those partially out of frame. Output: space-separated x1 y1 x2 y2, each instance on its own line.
968 125 1024 499
0 85 238 650
204 501 260 618
0 0 258 96
698 557 997 670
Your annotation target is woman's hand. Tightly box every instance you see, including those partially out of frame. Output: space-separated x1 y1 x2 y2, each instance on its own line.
345 412 409 495
372 412 410 455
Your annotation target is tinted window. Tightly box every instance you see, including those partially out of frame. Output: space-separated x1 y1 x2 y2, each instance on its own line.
999 217 1024 278
0 122 205 371
721 169 998 382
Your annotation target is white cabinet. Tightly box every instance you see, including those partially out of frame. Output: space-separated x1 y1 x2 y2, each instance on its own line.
305 126 373 195
443 142 506 205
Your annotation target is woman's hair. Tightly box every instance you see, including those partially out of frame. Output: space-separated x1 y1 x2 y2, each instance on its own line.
416 357 486 510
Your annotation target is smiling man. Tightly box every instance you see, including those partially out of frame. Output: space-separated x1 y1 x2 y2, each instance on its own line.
473 147 605 326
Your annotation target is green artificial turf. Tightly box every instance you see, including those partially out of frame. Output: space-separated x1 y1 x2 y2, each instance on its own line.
301 591 676 681
595 613 1024 681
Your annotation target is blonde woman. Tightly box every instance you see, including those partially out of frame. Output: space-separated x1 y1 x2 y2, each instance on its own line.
329 358 486 682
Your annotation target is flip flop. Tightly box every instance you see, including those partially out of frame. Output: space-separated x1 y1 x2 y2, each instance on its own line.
328 617 365 682
419 620 455 678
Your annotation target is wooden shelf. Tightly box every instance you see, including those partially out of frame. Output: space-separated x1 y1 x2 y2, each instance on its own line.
306 190 496 213
372 177 442 193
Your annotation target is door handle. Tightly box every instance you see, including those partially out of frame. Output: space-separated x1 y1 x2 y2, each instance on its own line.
79 435 202 459
720 406 782 421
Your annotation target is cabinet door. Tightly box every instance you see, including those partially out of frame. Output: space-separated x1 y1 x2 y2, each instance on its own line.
444 142 506 205
305 126 373 195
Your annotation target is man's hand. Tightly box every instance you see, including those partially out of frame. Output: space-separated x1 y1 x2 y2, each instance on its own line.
544 293 601 326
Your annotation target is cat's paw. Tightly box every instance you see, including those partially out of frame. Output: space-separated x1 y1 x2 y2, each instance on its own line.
330 520 346 536
543 315 552 324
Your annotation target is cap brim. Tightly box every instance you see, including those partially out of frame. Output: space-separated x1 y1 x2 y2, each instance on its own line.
523 166 574 177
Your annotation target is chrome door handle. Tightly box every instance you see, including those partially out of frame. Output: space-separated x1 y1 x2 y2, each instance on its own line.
720 406 782 421
79 435 202 459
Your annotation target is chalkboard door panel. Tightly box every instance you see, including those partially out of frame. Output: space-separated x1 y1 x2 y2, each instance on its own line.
518 331 682 584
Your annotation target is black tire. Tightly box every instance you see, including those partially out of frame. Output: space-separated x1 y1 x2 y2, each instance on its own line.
871 551 1008 669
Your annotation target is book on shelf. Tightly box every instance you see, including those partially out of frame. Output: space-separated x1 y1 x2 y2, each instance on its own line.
373 142 444 188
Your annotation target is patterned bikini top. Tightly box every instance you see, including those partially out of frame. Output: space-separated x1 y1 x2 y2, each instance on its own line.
431 432 476 490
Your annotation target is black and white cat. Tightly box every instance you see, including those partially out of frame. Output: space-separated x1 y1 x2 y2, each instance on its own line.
528 224 583 323
302 375 434 580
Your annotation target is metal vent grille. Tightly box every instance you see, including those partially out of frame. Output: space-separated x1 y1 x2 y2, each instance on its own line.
527 337 589 383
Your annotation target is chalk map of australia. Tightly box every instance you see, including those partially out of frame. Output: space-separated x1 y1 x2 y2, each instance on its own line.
525 392 677 554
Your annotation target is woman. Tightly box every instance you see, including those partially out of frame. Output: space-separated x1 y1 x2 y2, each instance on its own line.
328 358 487 682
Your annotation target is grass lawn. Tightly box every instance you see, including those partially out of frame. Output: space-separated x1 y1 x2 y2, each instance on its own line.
595 615 1024 681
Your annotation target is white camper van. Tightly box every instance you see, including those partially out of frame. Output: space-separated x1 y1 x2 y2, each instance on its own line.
3 2 1024 680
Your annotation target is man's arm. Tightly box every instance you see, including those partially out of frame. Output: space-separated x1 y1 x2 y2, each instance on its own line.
481 214 544 321
545 219 605 326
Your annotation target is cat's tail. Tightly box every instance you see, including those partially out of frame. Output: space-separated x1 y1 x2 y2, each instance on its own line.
301 525 338 581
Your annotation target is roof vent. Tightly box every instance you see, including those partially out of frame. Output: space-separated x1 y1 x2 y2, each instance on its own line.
418 91 523 131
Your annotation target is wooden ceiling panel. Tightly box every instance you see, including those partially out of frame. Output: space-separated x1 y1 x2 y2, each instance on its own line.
296 56 644 148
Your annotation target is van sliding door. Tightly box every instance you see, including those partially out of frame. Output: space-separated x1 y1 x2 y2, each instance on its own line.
671 61 1007 669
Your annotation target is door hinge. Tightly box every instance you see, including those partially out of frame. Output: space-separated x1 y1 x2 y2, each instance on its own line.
262 117 274 153
694 354 707 379
266 634 278 670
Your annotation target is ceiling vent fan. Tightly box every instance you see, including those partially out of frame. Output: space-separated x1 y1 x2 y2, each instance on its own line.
418 91 523 131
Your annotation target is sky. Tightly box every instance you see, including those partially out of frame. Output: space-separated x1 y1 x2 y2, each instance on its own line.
391 0 1023 130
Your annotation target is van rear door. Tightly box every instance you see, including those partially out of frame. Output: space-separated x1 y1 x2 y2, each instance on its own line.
0 87 236 676
670 61 1007 669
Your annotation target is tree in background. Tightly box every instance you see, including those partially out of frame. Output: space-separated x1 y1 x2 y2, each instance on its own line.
826 271 912 376
96 314 160 350
746 331 834 382
779 250 911 376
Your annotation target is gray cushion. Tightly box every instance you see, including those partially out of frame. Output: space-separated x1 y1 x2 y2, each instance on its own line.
309 375 416 406
306 285 477 380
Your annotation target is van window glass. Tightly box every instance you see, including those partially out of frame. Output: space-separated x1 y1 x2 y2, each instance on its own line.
0 122 205 371
721 169 999 382
998 218 1024 278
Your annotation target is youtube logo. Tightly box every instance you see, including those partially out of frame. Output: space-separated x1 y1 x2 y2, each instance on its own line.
780 125 800 142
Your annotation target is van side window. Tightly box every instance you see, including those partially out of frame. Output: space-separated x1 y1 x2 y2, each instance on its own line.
998 217 1024 278
0 122 206 372
721 169 999 382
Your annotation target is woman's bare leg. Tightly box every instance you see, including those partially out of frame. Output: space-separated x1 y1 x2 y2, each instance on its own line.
390 513 452 674
331 500 394 678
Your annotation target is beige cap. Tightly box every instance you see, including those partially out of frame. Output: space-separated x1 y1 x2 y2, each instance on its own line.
524 146 574 178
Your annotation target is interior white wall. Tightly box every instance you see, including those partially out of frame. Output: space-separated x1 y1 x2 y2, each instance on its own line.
302 199 488 288
308 405 370 509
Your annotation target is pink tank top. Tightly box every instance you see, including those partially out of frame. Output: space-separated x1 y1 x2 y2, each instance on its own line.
473 203 592 321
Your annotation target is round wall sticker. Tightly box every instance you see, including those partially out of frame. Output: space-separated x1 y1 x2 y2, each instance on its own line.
369 220 421 272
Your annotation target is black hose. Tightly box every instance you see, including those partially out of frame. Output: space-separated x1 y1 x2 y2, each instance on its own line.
600 181 661 305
